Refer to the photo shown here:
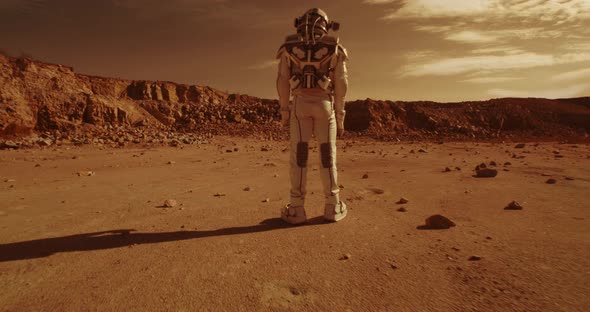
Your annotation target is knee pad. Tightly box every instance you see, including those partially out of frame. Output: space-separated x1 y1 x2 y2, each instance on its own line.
296 142 308 167
320 143 333 168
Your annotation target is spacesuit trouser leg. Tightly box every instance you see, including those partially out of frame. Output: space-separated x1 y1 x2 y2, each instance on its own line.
289 97 313 208
313 98 341 206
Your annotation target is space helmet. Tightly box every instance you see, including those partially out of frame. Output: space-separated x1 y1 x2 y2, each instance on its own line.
294 8 340 40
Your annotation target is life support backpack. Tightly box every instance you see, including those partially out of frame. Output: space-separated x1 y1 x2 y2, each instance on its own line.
276 34 348 92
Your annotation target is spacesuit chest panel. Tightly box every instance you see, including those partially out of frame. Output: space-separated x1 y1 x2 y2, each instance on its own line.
285 42 337 91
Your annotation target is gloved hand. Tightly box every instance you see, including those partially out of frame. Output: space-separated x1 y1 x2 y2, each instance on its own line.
280 110 290 128
336 118 345 138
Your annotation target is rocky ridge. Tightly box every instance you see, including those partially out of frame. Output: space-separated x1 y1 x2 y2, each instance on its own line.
1 53 589 149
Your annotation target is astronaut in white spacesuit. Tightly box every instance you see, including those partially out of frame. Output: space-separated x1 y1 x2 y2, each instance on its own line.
276 8 349 224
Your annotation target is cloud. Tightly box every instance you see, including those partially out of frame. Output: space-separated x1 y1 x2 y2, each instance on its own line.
400 50 590 77
362 0 398 3
461 76 523 84
552 68 590 82
244 59 278 70
471 47 526 55
488 84 590 99
400 52 554 77
382 0 590 23
445 31 498 43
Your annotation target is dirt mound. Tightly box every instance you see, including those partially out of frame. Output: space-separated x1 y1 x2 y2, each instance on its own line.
1 53 589 148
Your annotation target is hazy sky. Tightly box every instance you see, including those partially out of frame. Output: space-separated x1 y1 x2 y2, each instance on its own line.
1 0 589 101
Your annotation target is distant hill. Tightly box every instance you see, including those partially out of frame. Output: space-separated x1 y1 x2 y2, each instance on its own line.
1 53 589 144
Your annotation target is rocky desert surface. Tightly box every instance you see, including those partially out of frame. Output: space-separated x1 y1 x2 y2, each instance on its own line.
1 54 589 311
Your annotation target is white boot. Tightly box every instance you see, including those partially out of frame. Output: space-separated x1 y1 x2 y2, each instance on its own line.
324 201 347 222
281 204 307 225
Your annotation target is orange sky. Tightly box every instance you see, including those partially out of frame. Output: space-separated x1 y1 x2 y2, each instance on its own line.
1 0 589 102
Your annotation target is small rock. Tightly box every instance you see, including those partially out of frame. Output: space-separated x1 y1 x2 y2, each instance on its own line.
362 173 369 179
443 167 452 172
418 149 428 153
541 173 551 177
396 197 409 204
262 198 270 203
225 149 233 153
35 164 41 167
475 168 498 178
339 184 345 189
489 161 497 166
243 186 251 191
261 146 270 152
339 254 351 260
565 176 575 181
77 171 96 177
514 143 525 148
419 214 456 229
546 178 557 184
213 193 226 197
455 167 462 171
504 162 512 166
289 287 301 296
4 179 16 183
233 148 239 152
504 201 523 210
167 160 176 165
397 207 407 212
369 188 385 195
163 199 177 207
468 255 482 261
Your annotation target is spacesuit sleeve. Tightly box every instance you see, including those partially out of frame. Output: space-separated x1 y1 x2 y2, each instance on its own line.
333 53 348 129
276 49 291 112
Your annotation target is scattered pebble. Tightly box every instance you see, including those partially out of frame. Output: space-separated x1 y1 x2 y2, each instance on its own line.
397 207 407 212
504 162 512 166
396 197 409 204
514 143 525 148
243 186 251 191
262 198 270 203
504 201 523 210
565 176 575 181
362 173 369 179
339 254 351 260
167 160 176 165
443 167 452 172
368 188 385 195
213 193 226 197
468 255 482 261
418 149 428 153
546 178 557 184
290 287 301 296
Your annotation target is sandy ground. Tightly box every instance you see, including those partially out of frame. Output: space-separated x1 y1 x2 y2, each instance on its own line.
1 137 589 311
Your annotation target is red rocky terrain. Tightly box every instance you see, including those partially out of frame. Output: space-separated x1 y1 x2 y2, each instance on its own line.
1 53 589 149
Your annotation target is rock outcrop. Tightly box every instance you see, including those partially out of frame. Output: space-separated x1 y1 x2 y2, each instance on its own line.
1 53 589 145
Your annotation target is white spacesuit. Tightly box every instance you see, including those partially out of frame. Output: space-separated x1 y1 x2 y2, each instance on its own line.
276 8 349 224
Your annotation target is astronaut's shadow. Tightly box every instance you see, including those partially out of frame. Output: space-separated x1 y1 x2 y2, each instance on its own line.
0 216 326 262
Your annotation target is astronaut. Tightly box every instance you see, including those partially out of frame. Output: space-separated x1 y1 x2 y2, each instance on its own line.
276 8 349 224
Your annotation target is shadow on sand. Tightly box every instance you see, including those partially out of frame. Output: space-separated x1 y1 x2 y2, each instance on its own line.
0 217 327 262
